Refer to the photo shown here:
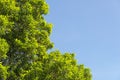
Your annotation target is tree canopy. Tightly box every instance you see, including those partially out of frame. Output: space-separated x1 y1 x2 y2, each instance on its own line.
0 0 92 80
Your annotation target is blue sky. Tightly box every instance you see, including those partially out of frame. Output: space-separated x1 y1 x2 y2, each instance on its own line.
45 0 120 80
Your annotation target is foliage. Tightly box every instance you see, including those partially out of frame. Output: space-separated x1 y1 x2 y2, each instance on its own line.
0 0 92 80
42 51 92 80
0 63 8 80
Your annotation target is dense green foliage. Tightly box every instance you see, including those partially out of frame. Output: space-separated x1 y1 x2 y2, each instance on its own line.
0 0 92 80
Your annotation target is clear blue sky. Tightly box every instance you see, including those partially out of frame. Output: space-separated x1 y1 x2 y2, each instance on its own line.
45 0 120 80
